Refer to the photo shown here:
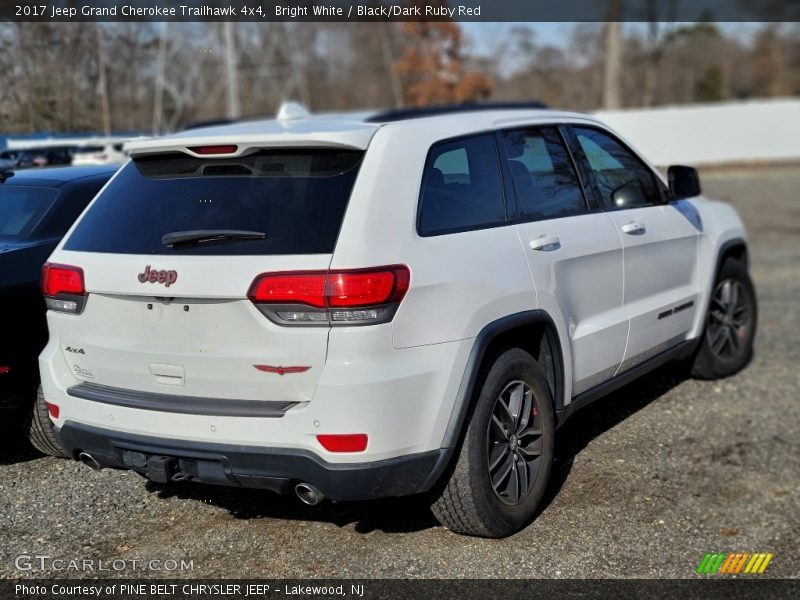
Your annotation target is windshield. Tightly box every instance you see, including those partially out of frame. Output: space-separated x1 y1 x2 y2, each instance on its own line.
64 149 363 256
0 186 59 241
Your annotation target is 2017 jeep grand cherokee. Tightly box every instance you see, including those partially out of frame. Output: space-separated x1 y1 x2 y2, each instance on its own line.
38 104 756 537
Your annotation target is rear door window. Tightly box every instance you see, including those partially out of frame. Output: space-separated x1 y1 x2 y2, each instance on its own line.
64 149 363 255
418 134 506 236
501 127 587 220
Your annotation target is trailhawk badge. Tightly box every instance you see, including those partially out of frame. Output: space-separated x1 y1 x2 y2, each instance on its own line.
138 265 178 287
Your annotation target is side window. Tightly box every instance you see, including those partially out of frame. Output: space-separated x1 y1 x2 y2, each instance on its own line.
501 127 587 220
573 127 661 209
419 134 505 235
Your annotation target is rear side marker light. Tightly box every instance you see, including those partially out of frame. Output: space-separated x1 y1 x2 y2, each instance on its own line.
188 145 238 155
41 263 87 314
316 434 368 453
45 402 60 419
248 265 410 326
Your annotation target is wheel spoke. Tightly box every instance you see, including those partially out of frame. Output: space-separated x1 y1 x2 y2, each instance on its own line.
509 458 520 503
726 327 739 351
496 397 514 431
491 414 509 440
489 442 510 472
491 453 514 492
728 283 739 314
508 383 524 430
515 388 533 436
720 280 733 307
517 455 529 498
518 436 543 458
709 325 727 354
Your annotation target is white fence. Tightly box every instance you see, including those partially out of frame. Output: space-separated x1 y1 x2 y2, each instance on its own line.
594 98 800 167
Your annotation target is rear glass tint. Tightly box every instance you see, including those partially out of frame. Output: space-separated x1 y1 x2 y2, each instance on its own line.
64 149 363 255
0 186 58 241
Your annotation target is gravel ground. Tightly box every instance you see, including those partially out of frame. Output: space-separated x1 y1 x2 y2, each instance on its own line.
1 167 798 580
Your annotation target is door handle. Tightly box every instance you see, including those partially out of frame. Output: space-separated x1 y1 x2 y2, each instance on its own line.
621 221 646 235
530 235 561 251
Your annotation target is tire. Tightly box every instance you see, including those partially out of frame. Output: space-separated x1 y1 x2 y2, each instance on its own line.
431 348 555 538
24 385 69 458
691 258 757 380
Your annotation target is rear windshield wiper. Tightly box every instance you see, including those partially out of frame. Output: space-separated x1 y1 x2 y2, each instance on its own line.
161 229 266 247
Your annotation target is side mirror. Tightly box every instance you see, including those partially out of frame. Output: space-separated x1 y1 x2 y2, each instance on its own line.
668 165 701 200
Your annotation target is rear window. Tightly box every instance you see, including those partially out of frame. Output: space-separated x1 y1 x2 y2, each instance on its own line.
64 149 363 255
0 186 58 241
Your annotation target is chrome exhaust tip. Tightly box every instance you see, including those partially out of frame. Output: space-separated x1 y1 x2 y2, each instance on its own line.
295 482 325 506
78 452 102 471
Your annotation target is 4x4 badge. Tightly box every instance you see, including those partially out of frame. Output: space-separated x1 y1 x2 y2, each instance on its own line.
138 265 178 287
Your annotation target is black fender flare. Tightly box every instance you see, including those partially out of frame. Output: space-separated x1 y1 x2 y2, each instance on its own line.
419 310 564 492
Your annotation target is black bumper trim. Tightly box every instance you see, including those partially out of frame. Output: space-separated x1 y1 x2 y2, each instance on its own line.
57 421 447 501
67 382 298 418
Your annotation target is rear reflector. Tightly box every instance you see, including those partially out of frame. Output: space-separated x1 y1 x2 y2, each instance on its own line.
316 434 368 453
45 401 60 419
188 145 238 155
248 265 410 326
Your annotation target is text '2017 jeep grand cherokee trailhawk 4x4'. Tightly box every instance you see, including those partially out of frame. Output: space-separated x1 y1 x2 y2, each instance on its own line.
39 103 756 537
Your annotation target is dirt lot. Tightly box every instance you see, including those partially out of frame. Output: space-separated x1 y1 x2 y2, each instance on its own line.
1 167 798 579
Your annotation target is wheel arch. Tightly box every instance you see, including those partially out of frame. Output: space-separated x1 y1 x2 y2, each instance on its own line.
715 238 749 277
441 310 565 451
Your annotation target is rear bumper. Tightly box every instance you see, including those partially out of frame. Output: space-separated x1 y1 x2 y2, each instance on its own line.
57 421 449 501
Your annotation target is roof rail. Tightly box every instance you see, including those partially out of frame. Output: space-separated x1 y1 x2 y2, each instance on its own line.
365 101 549 123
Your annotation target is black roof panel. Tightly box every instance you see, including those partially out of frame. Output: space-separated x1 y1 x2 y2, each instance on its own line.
366 102 549 123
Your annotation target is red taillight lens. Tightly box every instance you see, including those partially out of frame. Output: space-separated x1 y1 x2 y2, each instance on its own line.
249 273 327 308
249 266 410 325
316 434 368 452
45 401 60 419
249 266 409 308
41 263 85 297
189 145 238 155
328 269 406 307
0 366 9 375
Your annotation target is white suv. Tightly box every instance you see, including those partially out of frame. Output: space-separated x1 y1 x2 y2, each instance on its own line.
38 103 756 537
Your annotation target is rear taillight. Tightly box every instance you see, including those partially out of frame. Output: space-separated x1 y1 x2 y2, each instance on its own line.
0 366 9 375
248 265 410 326
41 263 87 314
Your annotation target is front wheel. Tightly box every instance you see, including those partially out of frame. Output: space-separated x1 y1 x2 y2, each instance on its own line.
431 348 554 538
691 258 757 380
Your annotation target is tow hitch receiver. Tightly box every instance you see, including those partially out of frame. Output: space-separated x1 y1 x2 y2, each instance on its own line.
145 455 178 483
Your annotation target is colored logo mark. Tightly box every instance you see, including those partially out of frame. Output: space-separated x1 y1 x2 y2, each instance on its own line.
697 552 773 574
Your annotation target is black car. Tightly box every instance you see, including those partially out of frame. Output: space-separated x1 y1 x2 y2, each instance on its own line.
0 165 115 453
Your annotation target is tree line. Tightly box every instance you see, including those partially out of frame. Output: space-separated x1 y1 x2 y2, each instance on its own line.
0 21 797 134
